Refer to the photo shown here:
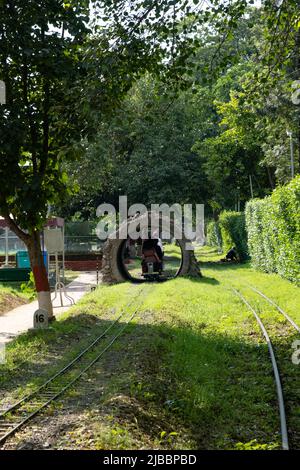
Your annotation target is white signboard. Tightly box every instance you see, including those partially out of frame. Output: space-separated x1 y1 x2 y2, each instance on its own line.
44 229 64 253
0 81 5 105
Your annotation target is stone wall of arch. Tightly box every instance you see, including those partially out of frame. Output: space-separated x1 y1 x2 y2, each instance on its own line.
100 212 202 284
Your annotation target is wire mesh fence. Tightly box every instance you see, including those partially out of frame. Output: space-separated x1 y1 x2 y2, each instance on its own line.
65 235 102 253
0 229 27 255
0 223 103 256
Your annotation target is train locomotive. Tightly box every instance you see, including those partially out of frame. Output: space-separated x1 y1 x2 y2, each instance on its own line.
141 238 163 280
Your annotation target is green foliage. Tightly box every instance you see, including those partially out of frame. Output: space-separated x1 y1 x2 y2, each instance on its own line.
64 221 96 237
57 5 299 221
219 211 248 261
2 254 300 449
20 272 36 301
0 0 91 232
1 0 230 229
246 176 300 284
1 1 299 232
206 220 222 249
234 439 279 451
62 76 212 216
192 2 300 201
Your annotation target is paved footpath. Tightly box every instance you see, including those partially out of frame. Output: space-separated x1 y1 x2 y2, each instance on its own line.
0 272 97 344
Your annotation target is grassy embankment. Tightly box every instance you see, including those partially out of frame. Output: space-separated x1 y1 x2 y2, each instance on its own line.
0 283 30 315
0 246 299 450
0 270 81 316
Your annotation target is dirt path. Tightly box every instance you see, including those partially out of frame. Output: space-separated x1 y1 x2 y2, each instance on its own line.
0 293 28 316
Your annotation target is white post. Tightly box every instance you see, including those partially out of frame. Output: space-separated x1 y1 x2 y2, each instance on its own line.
249 175 254 198
62 225 65 282
55 252 59 284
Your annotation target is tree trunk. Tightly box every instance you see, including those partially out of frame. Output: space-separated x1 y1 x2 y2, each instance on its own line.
26 230 53 319
266 166 275 190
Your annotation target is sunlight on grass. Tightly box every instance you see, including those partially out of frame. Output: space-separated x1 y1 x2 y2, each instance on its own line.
1 247 299 450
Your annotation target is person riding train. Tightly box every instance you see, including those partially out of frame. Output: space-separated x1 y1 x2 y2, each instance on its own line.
141 236 164 276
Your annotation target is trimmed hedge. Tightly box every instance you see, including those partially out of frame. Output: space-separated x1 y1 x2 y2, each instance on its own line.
245 176 300 284
206 220 222 248
218 211 248 261
205 212 248 261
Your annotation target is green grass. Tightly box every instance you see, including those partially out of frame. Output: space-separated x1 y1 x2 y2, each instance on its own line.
0 248 299 450
197 246 300 326
0 282 28 300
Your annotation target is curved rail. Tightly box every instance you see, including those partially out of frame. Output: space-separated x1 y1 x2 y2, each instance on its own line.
247 285 300 333
232 288 289 451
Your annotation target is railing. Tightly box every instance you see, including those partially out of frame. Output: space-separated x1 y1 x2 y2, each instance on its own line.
0 234 27 255
64 236 103 253
0 233 102 255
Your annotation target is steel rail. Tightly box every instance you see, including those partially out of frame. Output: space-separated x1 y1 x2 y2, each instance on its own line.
0 310 137 445
0 286 151 445
0 310 126 418
233 288 289 451
247 285 300 334
0 288 145 418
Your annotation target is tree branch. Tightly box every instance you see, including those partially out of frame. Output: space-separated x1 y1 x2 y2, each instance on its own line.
40 24 50 176
40 77 50 175
21 60 38 174
3 214 30 244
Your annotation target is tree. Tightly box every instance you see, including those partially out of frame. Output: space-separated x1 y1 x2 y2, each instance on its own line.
58 74 215 217
191 3 300 207
0 0 93 316
0 1 253 315
3 0 293 315
58 5 276 218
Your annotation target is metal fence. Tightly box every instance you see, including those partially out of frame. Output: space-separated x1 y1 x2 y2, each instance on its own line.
0 228 102 255
0 230 26 255
65 235 102 253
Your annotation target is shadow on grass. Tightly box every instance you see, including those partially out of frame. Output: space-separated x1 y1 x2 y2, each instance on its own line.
0 313 108 394
199 260 251 274
0 281 24 292
185 275 220 285
202 261 247 268
1 307 294 449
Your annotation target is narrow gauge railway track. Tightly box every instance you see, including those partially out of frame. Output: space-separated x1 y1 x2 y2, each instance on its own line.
0 287 151 446
233 287 300 451
247 285 300 333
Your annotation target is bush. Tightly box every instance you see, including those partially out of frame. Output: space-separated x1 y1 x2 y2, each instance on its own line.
20 271 36 301
206 220 222 248
218 211 248 261
245 176 300 284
